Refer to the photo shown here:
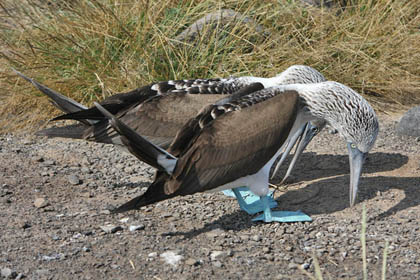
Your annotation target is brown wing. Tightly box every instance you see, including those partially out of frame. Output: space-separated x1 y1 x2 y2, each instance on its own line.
84 93 224 147
83 78 246 146
165 90 300 195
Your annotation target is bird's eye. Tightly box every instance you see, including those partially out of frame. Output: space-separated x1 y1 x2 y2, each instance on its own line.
351 143 357 149
312 127 319 133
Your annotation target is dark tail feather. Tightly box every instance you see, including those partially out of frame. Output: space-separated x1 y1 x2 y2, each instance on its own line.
52 103 124 122
35 124 86 139
111 174 173 213
94 102 177 173
12 68 88 114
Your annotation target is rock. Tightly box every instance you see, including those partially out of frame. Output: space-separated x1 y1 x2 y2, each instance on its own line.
99 225 123 234
20 221 31 229
213 261 223 268
1 268 17 279
301 263 311 270
205 228 226 238
185 258 199 266
129 224 145 232
119 217 129 223
35 269 49 276
160 251 183 267
68 175 81 185
252 235 262 242
210 251 229 261
300 0 335 8
148 252 158 258
42 253 66 261
175 9 268 44
34 197 49 208
288 263 298 269
397 106 420 137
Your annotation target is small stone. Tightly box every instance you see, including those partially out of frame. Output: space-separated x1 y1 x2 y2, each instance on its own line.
99 225 123 234
51 235 61 241
119 217 129 223
262 247 271 253
185 258 198 266
252 234 262 242
160 251 184 267
210 251 228 261
68 175 81 185
301 263 310 270
44 160 55 166
148 252 158 258
1 268 17 279
42 253 66 261
285 246 293 252
35 269 49 276
288 263 297 269
21 222 31 229
213 261 223 268
205 228 225 238
397 106 420 137
129 224 145 232
34 197 49 208
34 156 44 162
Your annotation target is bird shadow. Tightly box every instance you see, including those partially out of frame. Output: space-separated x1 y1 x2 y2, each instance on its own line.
168 152 416 239
270 151 408 183
292 175 420 221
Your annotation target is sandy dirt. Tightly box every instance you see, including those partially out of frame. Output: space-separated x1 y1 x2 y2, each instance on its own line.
0 113 420 279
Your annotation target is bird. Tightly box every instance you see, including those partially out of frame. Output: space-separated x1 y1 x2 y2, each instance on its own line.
93 80 379 223
13 65 325 149
13 66 327 217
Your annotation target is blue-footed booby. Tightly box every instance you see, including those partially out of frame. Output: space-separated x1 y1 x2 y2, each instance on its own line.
94 81 379 222
14 66 327 217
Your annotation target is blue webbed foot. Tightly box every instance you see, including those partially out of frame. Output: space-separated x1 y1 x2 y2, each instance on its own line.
230 188 277 215
251 196 312 223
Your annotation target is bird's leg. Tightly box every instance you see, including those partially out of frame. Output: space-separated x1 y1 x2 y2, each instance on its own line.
252 196 312 223
229 187 277 215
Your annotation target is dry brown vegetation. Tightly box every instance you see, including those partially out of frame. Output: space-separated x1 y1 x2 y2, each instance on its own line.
0 0 419 131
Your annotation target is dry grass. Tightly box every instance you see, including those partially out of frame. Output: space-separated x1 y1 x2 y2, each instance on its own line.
0 0 419 131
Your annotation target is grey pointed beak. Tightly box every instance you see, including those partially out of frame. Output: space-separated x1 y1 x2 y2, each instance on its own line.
347 144 367 207
270 123 307 180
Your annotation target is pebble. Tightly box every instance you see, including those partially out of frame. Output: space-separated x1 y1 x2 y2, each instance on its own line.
42 253 66 261
34 197 49 208
119 217 129 223
288 263 297 269
252 235 262 242
205 228 226 238
1 268 17 279
185 258 199 266
129 224 145 232
160 251 183 267
210 251 228 261
99 225 123 234
213 261 223 268
68 175 81 185
148 252 158 258
301 263 310 270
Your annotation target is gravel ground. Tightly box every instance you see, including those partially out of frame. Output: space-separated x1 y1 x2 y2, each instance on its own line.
1 113 420 279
